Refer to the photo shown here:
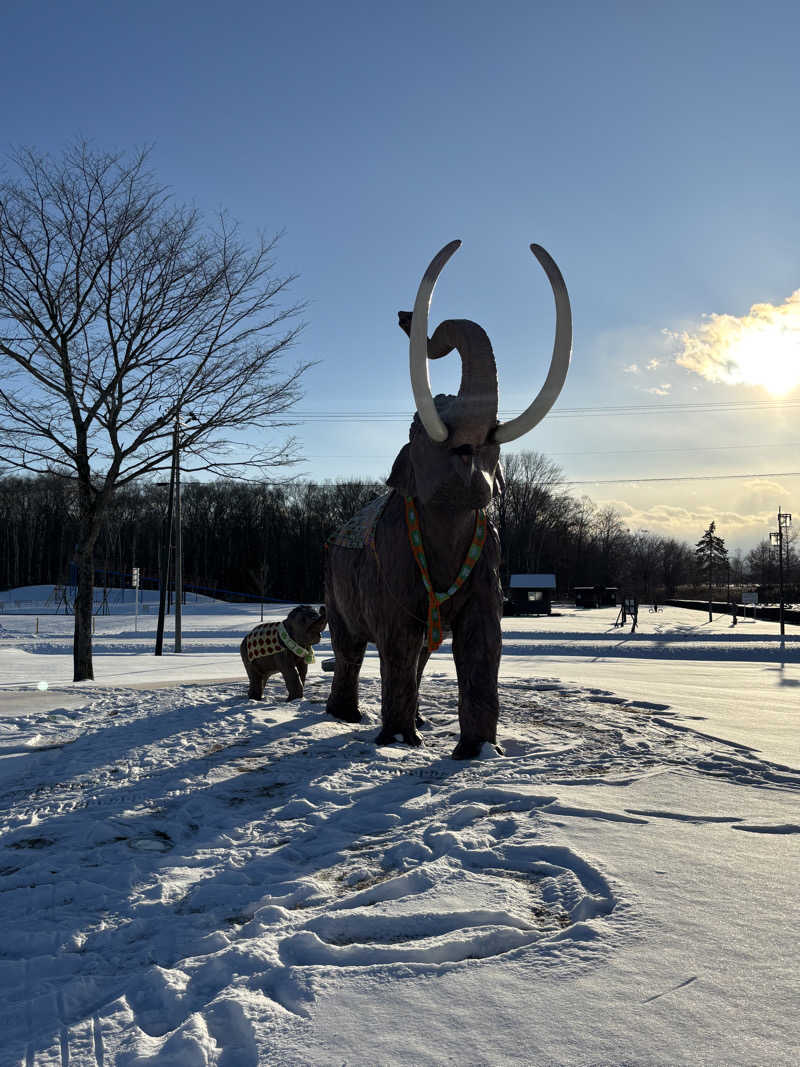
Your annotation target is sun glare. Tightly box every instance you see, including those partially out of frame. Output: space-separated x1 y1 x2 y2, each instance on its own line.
724 325 800 396
674 290 800 396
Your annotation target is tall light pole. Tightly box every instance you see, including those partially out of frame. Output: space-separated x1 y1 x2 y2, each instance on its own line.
770 508 792 637
173 416 183 654
154 454 176 657
155 409 193 656
172 408 199 653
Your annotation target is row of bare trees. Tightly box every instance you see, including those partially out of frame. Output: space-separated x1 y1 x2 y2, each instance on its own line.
5 459 794 610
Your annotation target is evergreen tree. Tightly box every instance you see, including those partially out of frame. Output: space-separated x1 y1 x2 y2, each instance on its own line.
695 522 728 621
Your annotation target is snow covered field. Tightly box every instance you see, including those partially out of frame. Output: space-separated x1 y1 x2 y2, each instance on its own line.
0 599 798 1065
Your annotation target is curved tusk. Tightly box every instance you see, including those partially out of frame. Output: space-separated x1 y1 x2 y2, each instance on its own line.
409 239 462 443
492 244 572 445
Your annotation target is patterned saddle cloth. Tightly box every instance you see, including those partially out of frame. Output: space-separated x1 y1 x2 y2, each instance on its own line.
327 491 392 550
245 621 315 664
244 622 284 662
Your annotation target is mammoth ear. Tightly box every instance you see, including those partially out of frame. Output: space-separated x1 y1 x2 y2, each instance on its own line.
492 460 505 499
387 443 417 496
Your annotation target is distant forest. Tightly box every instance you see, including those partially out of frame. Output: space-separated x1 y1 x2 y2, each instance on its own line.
1 453 796 604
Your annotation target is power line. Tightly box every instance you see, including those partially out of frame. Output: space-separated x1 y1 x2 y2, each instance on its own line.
305 441 800 461
293 397 800 422
252 469 800 488
560 470 800 486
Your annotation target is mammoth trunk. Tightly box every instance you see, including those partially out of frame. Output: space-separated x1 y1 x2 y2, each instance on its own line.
428 319 499 430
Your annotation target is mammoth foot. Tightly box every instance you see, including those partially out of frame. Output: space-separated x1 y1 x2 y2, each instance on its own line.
375 725 424 748
326 700 362 724
451 738 505 760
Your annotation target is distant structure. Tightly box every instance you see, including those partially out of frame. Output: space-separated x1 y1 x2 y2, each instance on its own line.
574 585 618 609
505 574 556 616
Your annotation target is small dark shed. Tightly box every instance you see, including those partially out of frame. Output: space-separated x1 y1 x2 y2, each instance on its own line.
574 585 618 608
506 574 556 616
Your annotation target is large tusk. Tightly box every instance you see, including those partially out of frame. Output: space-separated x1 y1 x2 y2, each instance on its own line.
492 244 572 445
409 239 461 443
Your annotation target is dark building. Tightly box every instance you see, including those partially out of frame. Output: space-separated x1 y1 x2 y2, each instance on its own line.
574 585 618 608
505 574 556 616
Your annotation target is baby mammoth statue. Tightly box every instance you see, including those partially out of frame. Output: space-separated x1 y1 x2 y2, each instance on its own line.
240 605 327 701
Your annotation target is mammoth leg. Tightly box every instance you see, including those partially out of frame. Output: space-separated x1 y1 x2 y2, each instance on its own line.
281 661 304 701
415 645 430 727
375 644 423 747
241 640 265 700
450 606 502 759
326 603 367 723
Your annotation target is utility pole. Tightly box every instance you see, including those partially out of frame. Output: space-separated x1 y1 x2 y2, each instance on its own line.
770 508 792 638
174 415 183 654
154 428 177 656
133 566 140 633
156 408 193 655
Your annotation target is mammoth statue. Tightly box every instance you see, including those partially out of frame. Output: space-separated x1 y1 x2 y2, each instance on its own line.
324 240 571 758
241 605 327 701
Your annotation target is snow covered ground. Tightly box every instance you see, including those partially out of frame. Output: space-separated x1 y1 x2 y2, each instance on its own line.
0 598 798 1065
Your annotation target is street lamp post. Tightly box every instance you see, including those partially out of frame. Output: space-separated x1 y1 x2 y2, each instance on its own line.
770 508 792 637
174 420 183 654
154 407 195 657
154 442 177 657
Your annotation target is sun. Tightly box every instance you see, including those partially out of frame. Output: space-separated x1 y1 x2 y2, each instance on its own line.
674 291 800 396
723 325 800 396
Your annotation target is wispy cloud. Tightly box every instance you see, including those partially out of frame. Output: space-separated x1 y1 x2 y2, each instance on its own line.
606 498 775 537
670 291 800 395
624 363 640 374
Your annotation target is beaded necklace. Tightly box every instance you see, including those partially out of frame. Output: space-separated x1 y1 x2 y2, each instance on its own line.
404 496 487 651
277 622 315 663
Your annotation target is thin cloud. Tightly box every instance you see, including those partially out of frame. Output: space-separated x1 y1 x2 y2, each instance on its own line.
670 290 800 395
603 498 777 538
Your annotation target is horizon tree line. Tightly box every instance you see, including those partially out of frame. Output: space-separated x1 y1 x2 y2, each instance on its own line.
1 464 795 608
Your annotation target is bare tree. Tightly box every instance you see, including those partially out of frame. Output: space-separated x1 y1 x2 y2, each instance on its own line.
626 529 661 603
590 505 627 586
745 540 774 587
0 142 309 679
659 537 693 598
495 451 566 578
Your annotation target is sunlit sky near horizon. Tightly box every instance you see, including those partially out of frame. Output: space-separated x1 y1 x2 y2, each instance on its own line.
3 0 800 551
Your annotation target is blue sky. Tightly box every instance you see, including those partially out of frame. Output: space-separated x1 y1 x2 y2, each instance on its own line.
3 0 800 549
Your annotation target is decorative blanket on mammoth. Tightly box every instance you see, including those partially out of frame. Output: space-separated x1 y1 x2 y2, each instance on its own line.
243 620 315 664
326 492 392 550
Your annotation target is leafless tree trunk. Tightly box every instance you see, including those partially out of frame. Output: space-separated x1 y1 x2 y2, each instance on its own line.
0 142 309 679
